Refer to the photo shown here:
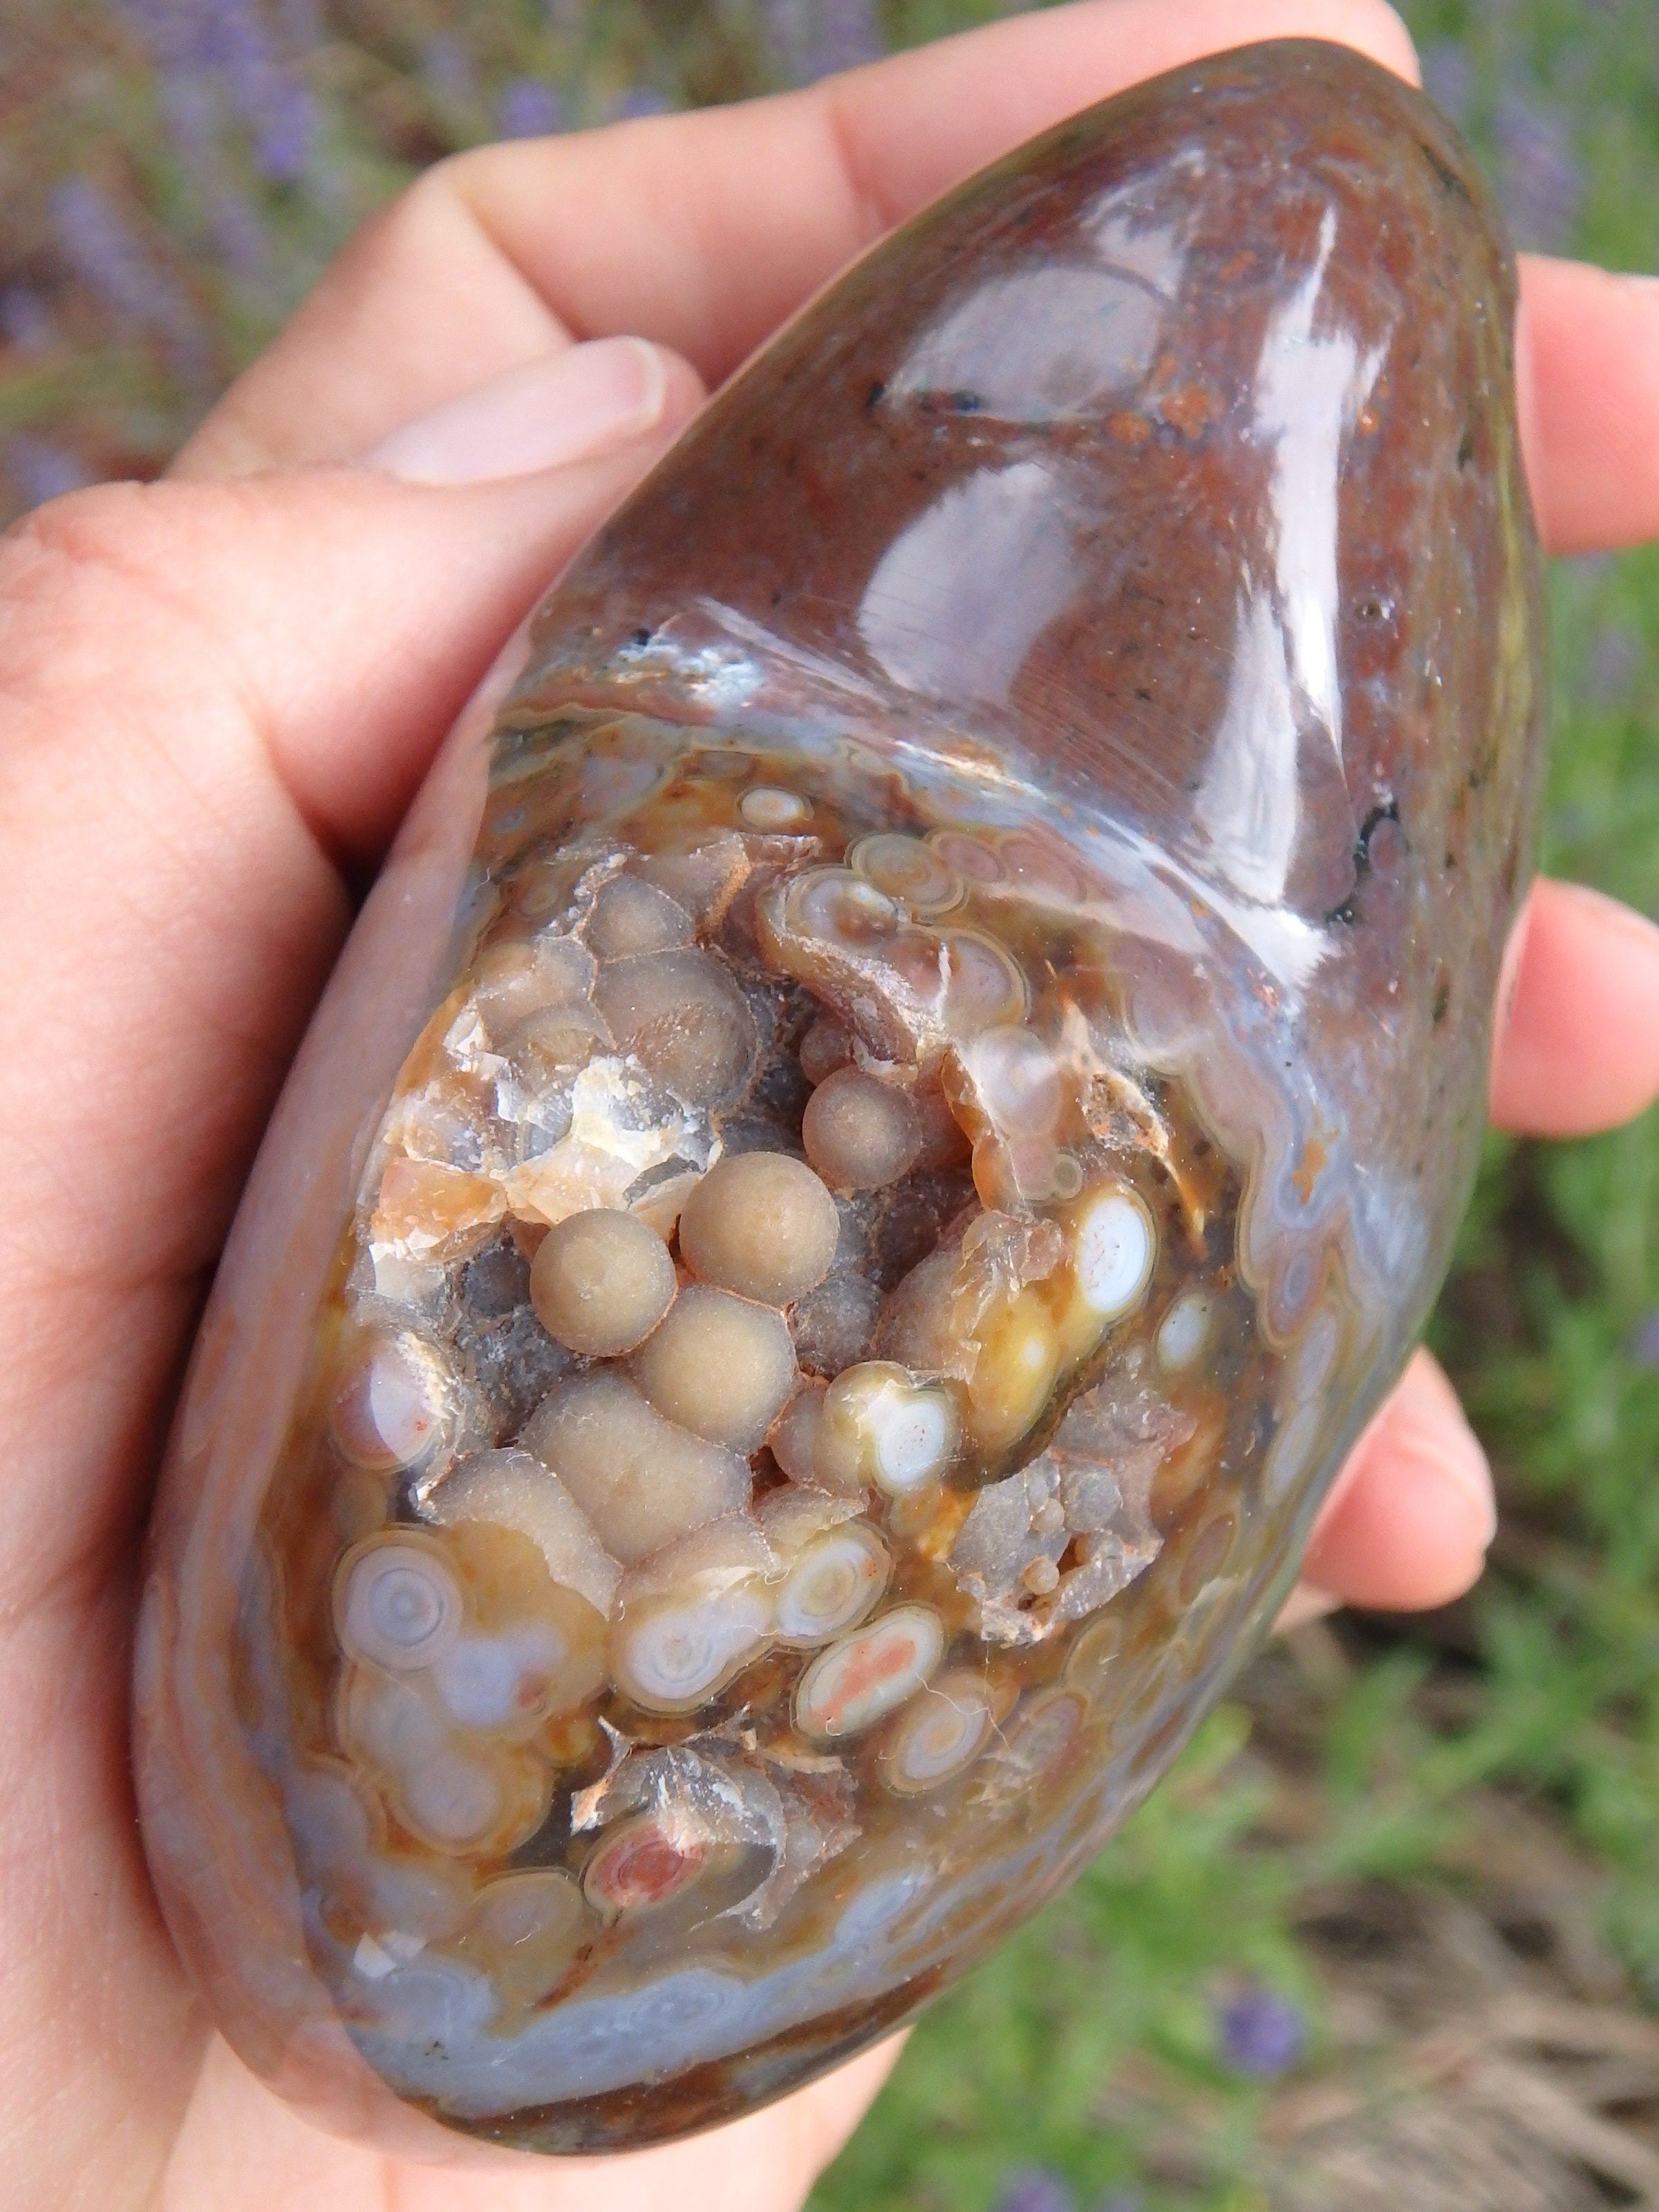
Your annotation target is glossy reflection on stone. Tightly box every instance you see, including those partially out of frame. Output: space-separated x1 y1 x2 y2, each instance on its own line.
134 38 1543 2161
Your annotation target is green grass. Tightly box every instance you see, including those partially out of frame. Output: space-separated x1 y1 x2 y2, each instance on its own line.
7 2 1659 2204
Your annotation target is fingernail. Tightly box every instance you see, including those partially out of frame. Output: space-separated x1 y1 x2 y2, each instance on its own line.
365 337 673 485
1394 1396 1497 1548
1276 1584 1339 1632
1554 877 1659 959
1493 891 1534 1042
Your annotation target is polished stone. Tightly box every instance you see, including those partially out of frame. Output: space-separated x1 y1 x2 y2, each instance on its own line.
135 38 1542 2158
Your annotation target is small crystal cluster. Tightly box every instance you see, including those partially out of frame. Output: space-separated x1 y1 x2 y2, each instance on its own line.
253 717 1266 2131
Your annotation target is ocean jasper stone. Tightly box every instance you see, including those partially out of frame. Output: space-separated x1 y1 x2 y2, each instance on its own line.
135 39 1542 2156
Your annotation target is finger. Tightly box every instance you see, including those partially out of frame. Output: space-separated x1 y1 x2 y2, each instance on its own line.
1519 254 1659 554
1298 1349 1496 1613
163 2030 904 2212
364 335 703 487
1276 1583 1339 1632
0 347 701 1592
1490 877 1659 1137
0 350 700 2212
175 0 1417 476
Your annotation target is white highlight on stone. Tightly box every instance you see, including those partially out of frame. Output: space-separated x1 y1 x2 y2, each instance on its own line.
790 867 898 946
1069 1184 1156 1320
429 1618 597 1733
962 1024 1062 1134
1156 1288 1214 1371
329 1331 452 1472
499 1055 709 1228
740 786 809 828
819 1362 960 1495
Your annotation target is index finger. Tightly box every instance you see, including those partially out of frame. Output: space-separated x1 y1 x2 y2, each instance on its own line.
176 0 1416 477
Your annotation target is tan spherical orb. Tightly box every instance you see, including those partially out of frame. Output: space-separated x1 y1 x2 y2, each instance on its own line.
798 1011 854 1087
585 874 693 960
630 1286 798 1452
677 1152 840 1308
529 1208 677 1356
802 1066 921 1192
592 948 757 1107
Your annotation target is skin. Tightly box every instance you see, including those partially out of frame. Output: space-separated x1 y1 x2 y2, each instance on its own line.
1 3 1658 2206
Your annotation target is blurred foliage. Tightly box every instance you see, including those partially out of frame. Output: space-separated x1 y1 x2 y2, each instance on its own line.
5 3 1659 2207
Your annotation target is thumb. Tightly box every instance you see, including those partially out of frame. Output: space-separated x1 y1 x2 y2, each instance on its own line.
174 334 706 865
0 332 703 1591
0 337 704 2212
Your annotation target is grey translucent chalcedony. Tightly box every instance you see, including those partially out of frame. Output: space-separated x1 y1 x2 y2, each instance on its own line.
135 39 1542 2157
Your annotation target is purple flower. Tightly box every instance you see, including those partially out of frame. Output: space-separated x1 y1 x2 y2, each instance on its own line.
0 286 57 353
157 71 272 283
1496 88 1584 252
271 0 321 52
760 0 803 78
249 82 315 183
158 64 219 156
4 435 94 509
764 0 885 83
611 86 671 120
807 0 885 75
50 177 210 386
212 186 276 284
422 34 478 111
116 0 317 184
1585 623 1640 704
219 11 317 187
1215 1983 1307 2078
112 0 196 67
1093 2195 1145 2212
1421 39 1474 126
993 2168 1075 2212
495 77 566 140
1628 1310 1659 1368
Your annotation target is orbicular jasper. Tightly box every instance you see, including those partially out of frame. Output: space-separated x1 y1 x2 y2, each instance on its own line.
135 38 1544 2156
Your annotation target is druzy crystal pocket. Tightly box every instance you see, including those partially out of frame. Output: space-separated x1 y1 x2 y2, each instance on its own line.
135 39 1543 2156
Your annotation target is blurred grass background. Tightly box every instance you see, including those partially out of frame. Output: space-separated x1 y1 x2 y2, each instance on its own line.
6 3 1658 2206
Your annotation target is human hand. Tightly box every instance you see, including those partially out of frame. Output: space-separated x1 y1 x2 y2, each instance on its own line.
6 3 1659 2206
